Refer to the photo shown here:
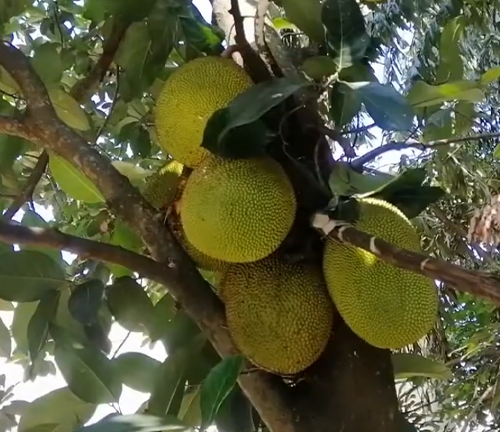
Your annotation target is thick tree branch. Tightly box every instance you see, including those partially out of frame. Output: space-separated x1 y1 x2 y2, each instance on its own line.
312 213 500 305
350 132 500 170
0 41 295 432
0 114 30 140
1 22 129 220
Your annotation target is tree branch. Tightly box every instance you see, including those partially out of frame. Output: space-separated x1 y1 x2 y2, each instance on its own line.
2 151 49 221
318 126 356 159
312 213 500 306
350 132 500 170
1 22 129 220
0 114 31 140
0 41 295 432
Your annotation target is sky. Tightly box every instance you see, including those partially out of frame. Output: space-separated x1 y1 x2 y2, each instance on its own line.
0 0 426 430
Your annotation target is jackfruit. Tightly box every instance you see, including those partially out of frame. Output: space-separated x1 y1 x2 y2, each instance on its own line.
180 156 297 263
168 214 229 272
142 160 184 210
322 197 438 350
154 56 253 168
221 256 333 375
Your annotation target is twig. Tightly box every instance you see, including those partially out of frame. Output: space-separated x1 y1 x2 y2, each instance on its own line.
0 41 295 432
318 125 356 159
431 205 493 264
228 0 272 83
351 131 500 170
70 18 129 103
2 152 49 220
312 213 500 306
342 122 376 135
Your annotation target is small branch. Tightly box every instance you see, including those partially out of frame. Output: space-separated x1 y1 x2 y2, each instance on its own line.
228 0 272 83
350 131 500 170
70 18 129 103
312 214 500 306
342 122 376 135
431 205 493 264
318 125 356 159
2 152 49 220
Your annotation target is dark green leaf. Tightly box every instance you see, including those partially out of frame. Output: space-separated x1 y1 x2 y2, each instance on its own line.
200 355 245 429
87 0 156 22
392 353 453 380
21 210 63 264
113 352 161 393
148 333 207 416
342 81 414 131
179 5 224 55
301 56 337 80
215 387 254 432
0 134 31 170
215 75 312 143
0 250 66 302
68 279 106 326
0 316 11 358
0 0 31 24
281 0 324 43
148 294 176 342
18 387 96 432
52 326 122 404
330 83 361 127
106 276 154 332
12 301 38 355
27 291 59 364
321 0 370 70
436 16 466 82
202 108 271 159
83 322 112 354
72 414 191 432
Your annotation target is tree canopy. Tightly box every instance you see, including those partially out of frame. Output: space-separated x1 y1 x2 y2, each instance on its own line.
1 0 500 432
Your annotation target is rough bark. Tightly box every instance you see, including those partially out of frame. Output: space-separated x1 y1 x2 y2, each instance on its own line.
210 1 402 431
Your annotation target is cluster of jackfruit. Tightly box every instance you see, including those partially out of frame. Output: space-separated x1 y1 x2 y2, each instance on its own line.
142 55 438 376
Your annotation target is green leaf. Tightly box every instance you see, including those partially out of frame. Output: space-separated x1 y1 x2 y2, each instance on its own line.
148 294 176 342
329 83 361 127
0 65 20 94
68 279 105 327
406 80 485 108
361 168 446 218
47 88 91 131
99 0 156 22
301 56 337 80
21 210 63 264
342 81 414 131
52 326 122 404
202 109 271 159
113 352 162 393
200 355 245 429
321 0 370 70
12 302 38 355
0 300 13 311
18 387 96 432
0 250 66 302
454 101 475 135
281 0 324 42
31 43 63 85
179 4 224 55
106 276 154 332
436 16 466 82
108 221 144 277
72 414 191 432
179 387 202 427
493 143 500 159
148 334 207 416
0 316 11 358
0 0 31 24
392 353 453 380
479 66 500 85
27 291 60 364
213 75 312 144
49 153 105 204
328 162 394 196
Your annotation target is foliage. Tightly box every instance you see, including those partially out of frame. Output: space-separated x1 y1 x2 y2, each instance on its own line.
1 0 500 432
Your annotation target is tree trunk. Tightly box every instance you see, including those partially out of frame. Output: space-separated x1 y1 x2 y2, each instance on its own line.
210 2 402 431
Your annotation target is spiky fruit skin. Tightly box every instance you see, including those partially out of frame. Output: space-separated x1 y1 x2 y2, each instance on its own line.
142 160 184 210
180 156 297 263
154 56 253 168
322 197 438 350
221 256 333 375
